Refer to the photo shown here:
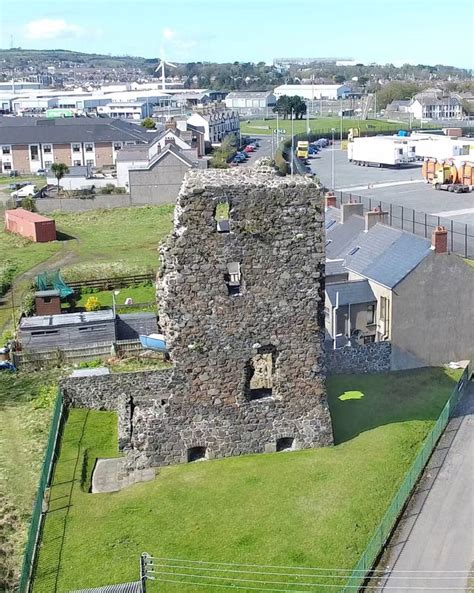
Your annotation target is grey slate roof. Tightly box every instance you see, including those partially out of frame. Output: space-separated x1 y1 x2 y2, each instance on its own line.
0 116 157 145
326 280 376 307
70 582 142 593
325 259 346 277
344 224 431 288
226 91 275 99
326 214 365 259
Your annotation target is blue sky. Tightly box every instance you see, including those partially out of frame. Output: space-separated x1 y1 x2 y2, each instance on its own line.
1 0 473 68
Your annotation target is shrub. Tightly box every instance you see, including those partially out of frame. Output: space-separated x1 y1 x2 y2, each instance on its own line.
77 359 103 369
101 183 116 195
21 289 36 316
20 196 36 212
84 296 101 311
33 384 57 409
0 261 18 297
113 186 126 194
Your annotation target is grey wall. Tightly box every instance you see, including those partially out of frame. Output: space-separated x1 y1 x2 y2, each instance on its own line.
129 152 191 205
326 342 392 374
36 194 133 213
116 313 158 340
391 252 474 368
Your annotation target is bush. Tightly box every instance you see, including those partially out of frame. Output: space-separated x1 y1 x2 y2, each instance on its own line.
33 384 57 409
20 196 36 212
101 183 116 195
84 296 101 311
21 289 36 316
0 261 18 297
113 186 126 194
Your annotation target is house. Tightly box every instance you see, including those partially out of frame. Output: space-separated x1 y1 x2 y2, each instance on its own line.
0 116 157 174
116 120 204 190
4 208 56 242
324 200 474 368
408 89 463 120
224 91 276 112
386 99 411 113
97 101 153 120
273 84 351 100
186 106 240 148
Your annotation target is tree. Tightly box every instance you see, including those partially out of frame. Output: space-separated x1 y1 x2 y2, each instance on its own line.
141 117 156 130
51 162 69 191
334 74 346 84
290 96 307 119
273 95 291 119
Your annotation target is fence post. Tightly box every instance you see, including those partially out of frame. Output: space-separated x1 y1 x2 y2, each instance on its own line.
424 213 427 238
412 209 415 234
450 219 454 252
465 224 468 258
401 206 404 230
368 197 372 210
389 203 392 226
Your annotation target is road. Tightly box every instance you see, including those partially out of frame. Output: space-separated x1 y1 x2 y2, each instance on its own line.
239 135 274 167
373 378 474 593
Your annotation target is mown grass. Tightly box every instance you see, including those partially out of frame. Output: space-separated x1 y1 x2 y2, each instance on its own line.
240 117 413 136
0 370 60 591
32 367 460 593
75 284 156 309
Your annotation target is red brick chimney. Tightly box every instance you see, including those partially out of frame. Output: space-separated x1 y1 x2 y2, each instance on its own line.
325 191 337 208
431 225 448 253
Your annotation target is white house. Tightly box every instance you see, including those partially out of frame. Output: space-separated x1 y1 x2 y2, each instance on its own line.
273 84 351 100
97 101 153 120
186 107 240 147
408 89 463 120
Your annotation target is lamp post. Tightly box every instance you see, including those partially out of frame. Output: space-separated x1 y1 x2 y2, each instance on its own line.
291 108 295 177
340 96 343 142
331 128 336 189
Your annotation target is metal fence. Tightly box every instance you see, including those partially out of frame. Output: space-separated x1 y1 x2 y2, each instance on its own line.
334 190 474 258
341 361 472 593
18 390 65 593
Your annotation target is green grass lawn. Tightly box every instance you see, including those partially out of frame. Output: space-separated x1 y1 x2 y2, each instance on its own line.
240 117 413 136
0 371 60 591
75 284 156 309
32 367 460 593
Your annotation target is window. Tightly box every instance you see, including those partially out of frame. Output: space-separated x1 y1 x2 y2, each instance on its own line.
187 446 207 462
214 199 231 232
246 345 277 401
31 330 59 336
224 262 240 296
72 143 81 153
113 142 122 151
363 335 375 344
73 160 81 166
348 246 359 256
86 159 94 167
85 143 94 152
367 304 376 325
30 145 39 161
276 437 294 452
43 145 52 153
43 297 52 303
2 145 10 154
45 161 52 168
3 162 11 171
398 148 403 155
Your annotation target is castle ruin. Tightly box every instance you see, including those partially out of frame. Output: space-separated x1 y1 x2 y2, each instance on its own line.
63 165 334 468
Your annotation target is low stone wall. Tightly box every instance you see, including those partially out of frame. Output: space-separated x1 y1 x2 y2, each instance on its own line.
35 191 175 214
326 342 392 375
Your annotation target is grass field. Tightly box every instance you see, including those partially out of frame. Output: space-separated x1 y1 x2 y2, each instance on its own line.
0 371 60 591
75 284 156 309
240 117 413 136
32 367 460 593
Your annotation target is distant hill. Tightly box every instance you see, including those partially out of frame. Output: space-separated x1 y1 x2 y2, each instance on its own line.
0 48 155 69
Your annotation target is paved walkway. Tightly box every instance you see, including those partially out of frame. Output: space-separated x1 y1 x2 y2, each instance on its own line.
374 379 474 592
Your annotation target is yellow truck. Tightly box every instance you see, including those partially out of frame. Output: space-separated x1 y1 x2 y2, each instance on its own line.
296 140 309 159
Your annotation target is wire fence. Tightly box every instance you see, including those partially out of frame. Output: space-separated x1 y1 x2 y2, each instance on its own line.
341 360 471 593
18 390 65 593
334 190 474 258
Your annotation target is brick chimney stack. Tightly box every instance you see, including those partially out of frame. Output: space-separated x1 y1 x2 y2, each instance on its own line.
431 225 448 254
165 118 177 131
325 191 337 208
364 207 388 231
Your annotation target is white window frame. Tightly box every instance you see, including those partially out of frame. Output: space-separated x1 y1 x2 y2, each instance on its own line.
2 145 11 155
43 144 52 154
71 143 81 153
85 143 94 152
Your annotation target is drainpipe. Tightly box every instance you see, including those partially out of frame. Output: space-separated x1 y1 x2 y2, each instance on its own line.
333 291 339 350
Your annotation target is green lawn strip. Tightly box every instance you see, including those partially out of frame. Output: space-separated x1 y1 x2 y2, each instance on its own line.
0 371 60 591
32 367 460 593
76 284 155 309
240 118 412 136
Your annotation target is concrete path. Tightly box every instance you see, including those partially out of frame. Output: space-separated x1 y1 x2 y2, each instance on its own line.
92 458 155 493
374 379 474 592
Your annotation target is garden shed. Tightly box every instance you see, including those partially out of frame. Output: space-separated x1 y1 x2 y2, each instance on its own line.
4 208 56 242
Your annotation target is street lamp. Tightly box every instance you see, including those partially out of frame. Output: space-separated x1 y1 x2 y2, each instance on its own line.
331 128 336 189
291 108 295 177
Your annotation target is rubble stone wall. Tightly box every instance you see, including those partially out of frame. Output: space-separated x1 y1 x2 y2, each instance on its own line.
326 342 392 375
62 165 334 468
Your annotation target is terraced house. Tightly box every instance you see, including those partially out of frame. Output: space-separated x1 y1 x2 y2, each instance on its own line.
0 116 157 174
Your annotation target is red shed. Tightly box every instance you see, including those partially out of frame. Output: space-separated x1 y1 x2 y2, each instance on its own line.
4 209 56 243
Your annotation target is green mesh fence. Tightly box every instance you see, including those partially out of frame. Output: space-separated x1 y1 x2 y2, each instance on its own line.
18 391 64 593
340 362 471 593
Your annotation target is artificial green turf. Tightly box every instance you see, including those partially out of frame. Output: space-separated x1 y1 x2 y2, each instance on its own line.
31 367 460 593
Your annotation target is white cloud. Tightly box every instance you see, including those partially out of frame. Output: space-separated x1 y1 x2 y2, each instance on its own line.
24 19 83 41
162 28 176 41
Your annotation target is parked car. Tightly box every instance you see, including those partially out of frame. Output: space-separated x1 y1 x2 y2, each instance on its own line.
244 146 254 153
230 159 240 167
11 184 38 198
8 170 18 177
9 182 28 191
36 169 48 176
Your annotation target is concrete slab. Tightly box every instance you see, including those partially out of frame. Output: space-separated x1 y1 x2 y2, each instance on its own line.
91 458 155 493
70 367 110 377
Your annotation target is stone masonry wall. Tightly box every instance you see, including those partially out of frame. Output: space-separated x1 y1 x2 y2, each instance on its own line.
326 342 392 375
62 165 334 469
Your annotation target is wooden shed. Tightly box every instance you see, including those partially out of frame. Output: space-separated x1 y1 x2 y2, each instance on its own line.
4 208 56 242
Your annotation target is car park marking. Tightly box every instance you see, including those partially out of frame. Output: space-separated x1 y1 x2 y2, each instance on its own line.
432 207 474 218
337 179 425 192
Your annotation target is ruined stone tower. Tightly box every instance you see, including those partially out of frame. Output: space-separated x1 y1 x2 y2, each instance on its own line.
123 165 334 467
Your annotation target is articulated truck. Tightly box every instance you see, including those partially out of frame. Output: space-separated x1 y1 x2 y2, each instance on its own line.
347 137 416 167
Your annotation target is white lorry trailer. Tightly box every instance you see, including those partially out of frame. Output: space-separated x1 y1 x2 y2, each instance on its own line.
409 137 474 161
347 137 416 167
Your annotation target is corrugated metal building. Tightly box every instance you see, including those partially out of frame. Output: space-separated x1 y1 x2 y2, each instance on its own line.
4 208 56 242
